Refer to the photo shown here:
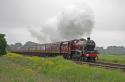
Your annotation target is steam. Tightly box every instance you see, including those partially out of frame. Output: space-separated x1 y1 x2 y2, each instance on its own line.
29 4 94 43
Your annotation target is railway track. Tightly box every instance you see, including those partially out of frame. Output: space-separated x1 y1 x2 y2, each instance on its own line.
75 61 125 71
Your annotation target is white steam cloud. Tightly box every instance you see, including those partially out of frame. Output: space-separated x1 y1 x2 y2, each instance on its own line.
29 4 94 43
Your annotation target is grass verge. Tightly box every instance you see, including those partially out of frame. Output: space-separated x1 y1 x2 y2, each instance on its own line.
0 53 125 82
98 54 125 64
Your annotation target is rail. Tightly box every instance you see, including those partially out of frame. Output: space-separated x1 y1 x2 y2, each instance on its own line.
75 61 125 71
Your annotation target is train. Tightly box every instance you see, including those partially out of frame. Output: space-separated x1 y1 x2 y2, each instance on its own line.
12 37 98 62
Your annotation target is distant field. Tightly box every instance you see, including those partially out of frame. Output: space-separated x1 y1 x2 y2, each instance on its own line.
98 54 125 64
0 53 125 82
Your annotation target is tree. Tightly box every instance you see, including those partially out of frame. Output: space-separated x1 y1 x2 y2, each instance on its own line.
0 33 7 55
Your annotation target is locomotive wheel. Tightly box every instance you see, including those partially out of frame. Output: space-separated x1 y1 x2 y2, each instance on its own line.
84 57 88 62
80 57 82 61
65 54 68 59
86 57 91 62
63 54 67 59
80 57 87 62
93 57 96 63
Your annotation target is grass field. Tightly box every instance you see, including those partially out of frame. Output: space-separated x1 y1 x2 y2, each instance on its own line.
98 54 125 64
0 53 125 82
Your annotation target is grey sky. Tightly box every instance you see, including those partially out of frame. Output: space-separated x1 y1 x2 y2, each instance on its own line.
0 0 125 47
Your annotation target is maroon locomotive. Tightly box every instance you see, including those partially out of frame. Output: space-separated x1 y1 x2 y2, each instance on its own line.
12 37 98 62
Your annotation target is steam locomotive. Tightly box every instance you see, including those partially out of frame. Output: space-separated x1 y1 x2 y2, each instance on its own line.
12 37 98 62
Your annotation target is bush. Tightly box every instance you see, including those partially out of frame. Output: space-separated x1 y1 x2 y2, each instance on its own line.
0 33 7 55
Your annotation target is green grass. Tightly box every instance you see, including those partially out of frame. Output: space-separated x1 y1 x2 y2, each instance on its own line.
0 53 125 82
0 55 56 82
98 54 125 64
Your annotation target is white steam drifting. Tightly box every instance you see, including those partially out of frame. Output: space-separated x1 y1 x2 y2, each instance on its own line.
29 4 94 43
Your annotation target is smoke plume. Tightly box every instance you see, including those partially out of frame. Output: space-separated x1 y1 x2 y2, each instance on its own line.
29 4 94 43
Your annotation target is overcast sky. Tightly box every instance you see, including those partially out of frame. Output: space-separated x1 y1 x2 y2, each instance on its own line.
0 0 125 48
